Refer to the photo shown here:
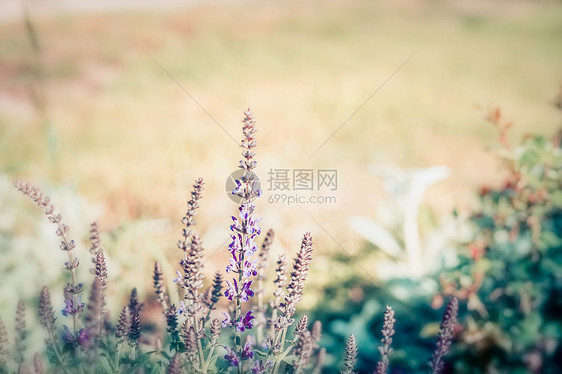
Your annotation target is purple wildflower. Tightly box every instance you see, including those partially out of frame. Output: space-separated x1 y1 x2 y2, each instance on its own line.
242 335 255 360
225 279 237 301
76 328 90 347
429 297 459 374
243 260 258 278
224 346 240 367
236 311 255 332
60 324 90 347
172 270 182 284
226 255 239 274
222 312 232 328
176 301 187 315
240 280 254 302
61 297 84 317
61 325 74 343
252 360 273 374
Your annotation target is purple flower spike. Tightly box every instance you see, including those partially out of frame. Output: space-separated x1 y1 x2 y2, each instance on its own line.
225 110 261 338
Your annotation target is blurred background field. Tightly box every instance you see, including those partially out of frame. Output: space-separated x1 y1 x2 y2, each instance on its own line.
0 0 561 371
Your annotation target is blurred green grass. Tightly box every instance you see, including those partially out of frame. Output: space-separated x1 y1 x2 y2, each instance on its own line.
0 0 561 315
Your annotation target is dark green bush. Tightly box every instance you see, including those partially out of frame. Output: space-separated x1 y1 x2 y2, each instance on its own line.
313 107 562 373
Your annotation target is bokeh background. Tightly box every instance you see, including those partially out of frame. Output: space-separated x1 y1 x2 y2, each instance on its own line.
1 0 561 372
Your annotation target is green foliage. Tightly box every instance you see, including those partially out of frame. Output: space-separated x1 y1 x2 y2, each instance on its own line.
442 127 562 372
311 110 562 373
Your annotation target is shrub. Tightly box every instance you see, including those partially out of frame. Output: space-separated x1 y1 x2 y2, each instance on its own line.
311 104 561 373
439 111 562 372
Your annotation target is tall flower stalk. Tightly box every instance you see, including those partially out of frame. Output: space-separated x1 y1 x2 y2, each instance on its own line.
177 178 206 371
0 318 10 370
38 286 67 371
429 297 459 374
341 335 358 374
375 306 396 374
269 233 314 373
14 180 83 339
255 228 275 344
224 109 262 373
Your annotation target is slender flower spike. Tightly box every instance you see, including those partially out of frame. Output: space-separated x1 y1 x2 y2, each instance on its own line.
128 309 141 347
116 306 131 341
210 318 222 344
178 178 204 252
210 272 223 305
341 334 358 374
0 318 9 365
165 305 179 334
94 250 108 298
13 180 76 251
184 326 197 355
280 233 314 324
180 233 205 315
13 180 83 328
153 261 169 310
225 109 263 306
311 321 322 344
89 222 101 268
375 306 396 374
84 277 104 338
295 314 309 338
256 229 275 284
14 299 26 365
429 297 459 374
294 330 314 372
128 288 142 315
168 353 182 374
38 286 56 333
34 353 45 374
271 254 287 309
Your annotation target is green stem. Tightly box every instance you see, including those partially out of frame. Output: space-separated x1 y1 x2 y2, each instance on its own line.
48 329 69 373
114 341 122 373
269 301 279 341
235 294 242 374
131 344 137 363
256 279 264 344
271 328 288 374
56 219 81 339
202 344 217 373
193 315 205 373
